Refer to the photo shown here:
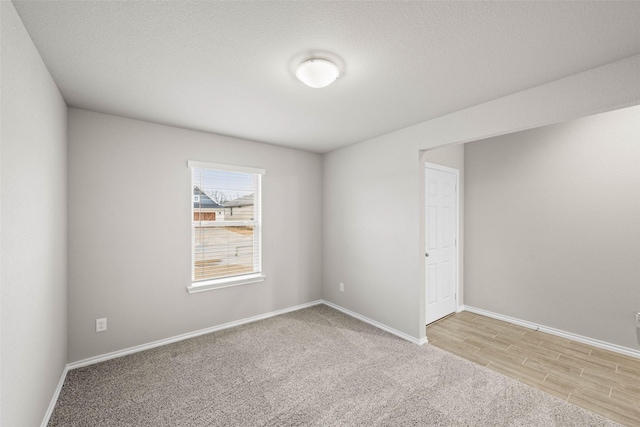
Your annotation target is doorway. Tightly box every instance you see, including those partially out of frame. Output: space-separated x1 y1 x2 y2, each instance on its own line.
425 163 459 325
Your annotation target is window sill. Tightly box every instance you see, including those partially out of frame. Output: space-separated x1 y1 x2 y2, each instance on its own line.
187 274 266 294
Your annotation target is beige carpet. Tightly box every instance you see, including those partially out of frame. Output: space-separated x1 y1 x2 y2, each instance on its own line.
49 305 620 426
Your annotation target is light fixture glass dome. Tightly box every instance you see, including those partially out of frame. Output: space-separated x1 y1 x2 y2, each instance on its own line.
295 59 340 88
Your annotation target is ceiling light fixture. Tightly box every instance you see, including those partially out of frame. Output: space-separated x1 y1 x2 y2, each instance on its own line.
295 59 340 88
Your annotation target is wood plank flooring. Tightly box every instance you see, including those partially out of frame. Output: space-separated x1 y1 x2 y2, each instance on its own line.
426 311 640 426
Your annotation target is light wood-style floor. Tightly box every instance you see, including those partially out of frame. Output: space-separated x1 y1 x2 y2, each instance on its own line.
426 311 640 426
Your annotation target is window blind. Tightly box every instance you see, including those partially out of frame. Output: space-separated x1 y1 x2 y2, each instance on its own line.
189 161 263 284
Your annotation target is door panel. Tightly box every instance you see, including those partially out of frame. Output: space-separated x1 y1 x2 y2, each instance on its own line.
427 206 437 249
442 261 451 299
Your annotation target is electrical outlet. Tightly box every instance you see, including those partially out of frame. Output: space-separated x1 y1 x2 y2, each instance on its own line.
96 318 107 333
636 313 640 328
340 282 344 292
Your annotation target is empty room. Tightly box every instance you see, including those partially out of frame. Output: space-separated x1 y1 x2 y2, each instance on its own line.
2 1 639 426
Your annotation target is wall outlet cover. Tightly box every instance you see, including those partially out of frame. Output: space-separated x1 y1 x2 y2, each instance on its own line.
96 318 107 332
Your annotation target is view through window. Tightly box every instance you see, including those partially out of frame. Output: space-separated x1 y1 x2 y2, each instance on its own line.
190 162 262 285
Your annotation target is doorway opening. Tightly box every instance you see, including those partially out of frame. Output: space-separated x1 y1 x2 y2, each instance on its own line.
424 162 460 325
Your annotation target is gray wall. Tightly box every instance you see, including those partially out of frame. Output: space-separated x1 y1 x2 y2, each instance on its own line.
1 2 68 425
464 105 640 350
323 54 640 342
420 145 465 308
67 109 323 362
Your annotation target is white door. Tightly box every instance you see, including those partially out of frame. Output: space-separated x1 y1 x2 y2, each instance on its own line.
425 164 458 325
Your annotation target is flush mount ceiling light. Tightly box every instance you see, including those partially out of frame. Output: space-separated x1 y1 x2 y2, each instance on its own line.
295 59 340 88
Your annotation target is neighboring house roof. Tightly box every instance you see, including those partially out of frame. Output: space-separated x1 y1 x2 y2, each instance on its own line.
193 186 223 209
221 194 254 208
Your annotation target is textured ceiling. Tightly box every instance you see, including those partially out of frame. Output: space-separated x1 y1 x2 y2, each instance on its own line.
12 1 640 153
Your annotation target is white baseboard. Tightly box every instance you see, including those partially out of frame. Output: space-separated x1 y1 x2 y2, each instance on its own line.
41 365 68 427
67 298 427 371
68 300 323 370
461 305 640 360
321 300 426 346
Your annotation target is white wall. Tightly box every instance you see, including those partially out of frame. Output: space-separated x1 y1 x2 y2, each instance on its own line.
1 2 68 426
323 54 640 341
464 105 640 350
67 109 322 362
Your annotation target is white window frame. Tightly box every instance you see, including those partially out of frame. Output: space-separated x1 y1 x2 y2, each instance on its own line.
187 161 265 294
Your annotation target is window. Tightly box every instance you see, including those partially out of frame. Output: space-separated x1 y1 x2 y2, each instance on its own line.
187 161 265 293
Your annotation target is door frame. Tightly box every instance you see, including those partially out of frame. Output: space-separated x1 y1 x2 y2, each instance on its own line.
424 162 460 325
